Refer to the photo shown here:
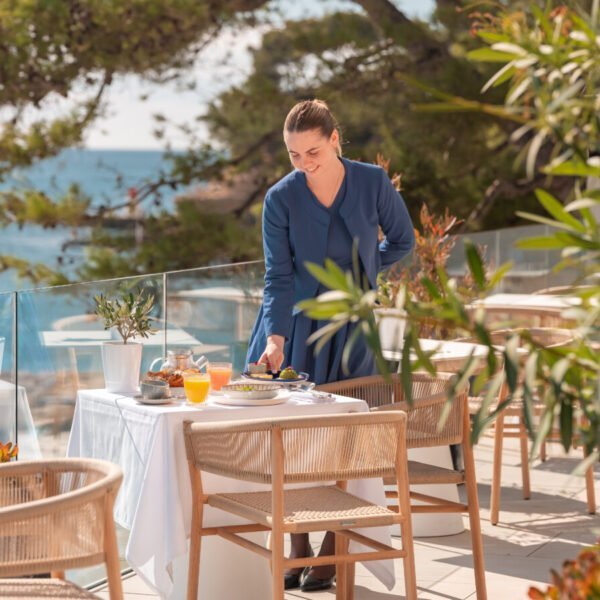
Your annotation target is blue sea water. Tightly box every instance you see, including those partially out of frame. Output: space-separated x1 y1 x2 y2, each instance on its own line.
0 149 180 294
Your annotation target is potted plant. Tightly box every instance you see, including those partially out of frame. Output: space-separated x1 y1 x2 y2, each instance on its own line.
375 202 471 352
94 289 157 394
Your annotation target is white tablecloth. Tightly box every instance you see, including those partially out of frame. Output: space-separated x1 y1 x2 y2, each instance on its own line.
67 389 395 597
0 380 41 459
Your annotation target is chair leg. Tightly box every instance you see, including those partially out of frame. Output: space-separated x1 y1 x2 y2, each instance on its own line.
519 420 531 500
104 496 124 600
187 502 203 600
396 466 417 599
335 532 348 600
540 441 547 462
345 562 355 600
490 412 505 526
463 437 487 600
271 527 285 600
584 447 597 514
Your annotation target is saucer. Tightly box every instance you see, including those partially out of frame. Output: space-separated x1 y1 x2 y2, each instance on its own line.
134 396 174 406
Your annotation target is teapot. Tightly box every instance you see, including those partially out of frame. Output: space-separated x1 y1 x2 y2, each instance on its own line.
149 349 208 374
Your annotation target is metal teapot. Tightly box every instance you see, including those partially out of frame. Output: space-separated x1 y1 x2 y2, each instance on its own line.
149 349 208 373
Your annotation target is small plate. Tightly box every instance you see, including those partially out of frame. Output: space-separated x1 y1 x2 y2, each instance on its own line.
214 389 290 406
242 371 309 385
134 396 174 406
169 386 186 398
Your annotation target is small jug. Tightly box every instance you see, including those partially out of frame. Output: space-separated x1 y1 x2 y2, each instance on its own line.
149 349 208 373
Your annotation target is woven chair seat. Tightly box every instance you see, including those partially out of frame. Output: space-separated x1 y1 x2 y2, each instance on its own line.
0 578 100 598
383 461 464 486
208 485 399 533
409 461 465 485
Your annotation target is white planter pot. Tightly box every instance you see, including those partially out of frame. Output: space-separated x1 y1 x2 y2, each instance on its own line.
101 341 142 394
374 308 407 353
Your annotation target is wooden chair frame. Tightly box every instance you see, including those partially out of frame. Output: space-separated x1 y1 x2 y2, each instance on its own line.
183 412 417 600
317 372 487 600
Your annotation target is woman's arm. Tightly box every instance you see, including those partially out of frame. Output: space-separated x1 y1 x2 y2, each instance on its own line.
260 192 294 369
376 169 416 270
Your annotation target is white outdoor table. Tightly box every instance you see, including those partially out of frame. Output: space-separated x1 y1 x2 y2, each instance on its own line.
67 389 395 599
383 339 491 538
475 293 580 310
0 379 41 459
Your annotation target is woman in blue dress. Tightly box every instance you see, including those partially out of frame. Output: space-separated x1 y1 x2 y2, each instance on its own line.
246 99 415 592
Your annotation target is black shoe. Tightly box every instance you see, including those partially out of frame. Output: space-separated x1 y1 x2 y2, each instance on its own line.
300 571 336 592
284 569 307 590
284 546 314 590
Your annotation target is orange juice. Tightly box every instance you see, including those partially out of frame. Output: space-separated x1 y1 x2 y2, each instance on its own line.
183 374 210 404
207 362 232 391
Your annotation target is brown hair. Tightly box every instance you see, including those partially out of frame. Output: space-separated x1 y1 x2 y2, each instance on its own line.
284 99 342 155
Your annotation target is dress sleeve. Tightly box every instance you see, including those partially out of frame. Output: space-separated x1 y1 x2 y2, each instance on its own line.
377 169 415 270
262 191 295 339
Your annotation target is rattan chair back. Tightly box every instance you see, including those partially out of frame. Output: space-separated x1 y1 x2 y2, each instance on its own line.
184 411 406 484
0 458 122 579
317 372 464 448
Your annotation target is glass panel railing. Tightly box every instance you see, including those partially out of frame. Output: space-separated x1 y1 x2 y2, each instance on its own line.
17 274 164 459
166 261 264 377
448 224 576 293
0 292 15 452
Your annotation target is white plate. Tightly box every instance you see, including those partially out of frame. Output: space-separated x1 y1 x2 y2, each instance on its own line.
170 387 186 398
134 396 174 406
214 389 290 406
223 387 280 400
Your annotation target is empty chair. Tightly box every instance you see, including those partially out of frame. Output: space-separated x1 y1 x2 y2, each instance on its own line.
183 412 417 600
0 458 123 599
317 372 487 600
471 328 596 525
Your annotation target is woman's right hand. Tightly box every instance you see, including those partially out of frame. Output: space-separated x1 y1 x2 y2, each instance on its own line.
259 334 285 372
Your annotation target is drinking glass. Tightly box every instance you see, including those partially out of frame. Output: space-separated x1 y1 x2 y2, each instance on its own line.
207 362 233 392
183 373 210 404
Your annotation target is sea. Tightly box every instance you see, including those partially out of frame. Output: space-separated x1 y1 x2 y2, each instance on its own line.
0 148 184 294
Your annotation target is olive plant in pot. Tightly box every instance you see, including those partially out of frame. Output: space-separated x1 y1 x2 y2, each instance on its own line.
94 289 157 394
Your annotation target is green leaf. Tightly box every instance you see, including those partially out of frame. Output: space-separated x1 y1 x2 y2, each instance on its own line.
515 211 581 232
543 160 600 178
464 240 486 290
482 62 516 93
488 261 513 289
515 236 569 250
467 48 523 62
535 189 586 232
304 261 351 293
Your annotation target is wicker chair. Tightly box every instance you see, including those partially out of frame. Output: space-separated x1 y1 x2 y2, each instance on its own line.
317 372 487 600
183 412 417 600
470 328 596 525
0 458 123 599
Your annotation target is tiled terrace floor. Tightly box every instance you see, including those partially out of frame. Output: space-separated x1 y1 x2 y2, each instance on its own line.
94 434 599 599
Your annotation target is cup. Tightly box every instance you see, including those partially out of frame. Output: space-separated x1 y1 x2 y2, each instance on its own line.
183 373 210 404
207 362 233 392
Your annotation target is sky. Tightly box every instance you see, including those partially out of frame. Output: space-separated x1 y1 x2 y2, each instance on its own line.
83 0 436 150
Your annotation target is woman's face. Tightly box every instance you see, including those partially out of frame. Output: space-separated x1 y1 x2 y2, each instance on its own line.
283 128 339 177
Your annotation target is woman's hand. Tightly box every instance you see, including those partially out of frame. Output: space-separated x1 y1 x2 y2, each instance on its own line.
259 335 285 372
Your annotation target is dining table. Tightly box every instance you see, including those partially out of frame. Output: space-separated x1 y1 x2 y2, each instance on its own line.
67 387 395 599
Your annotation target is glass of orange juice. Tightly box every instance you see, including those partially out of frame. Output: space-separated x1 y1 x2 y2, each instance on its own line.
183 373 210 404
207 362 233 392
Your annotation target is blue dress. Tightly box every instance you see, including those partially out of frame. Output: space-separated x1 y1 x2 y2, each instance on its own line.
283 175 374 384
246 158 415 385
